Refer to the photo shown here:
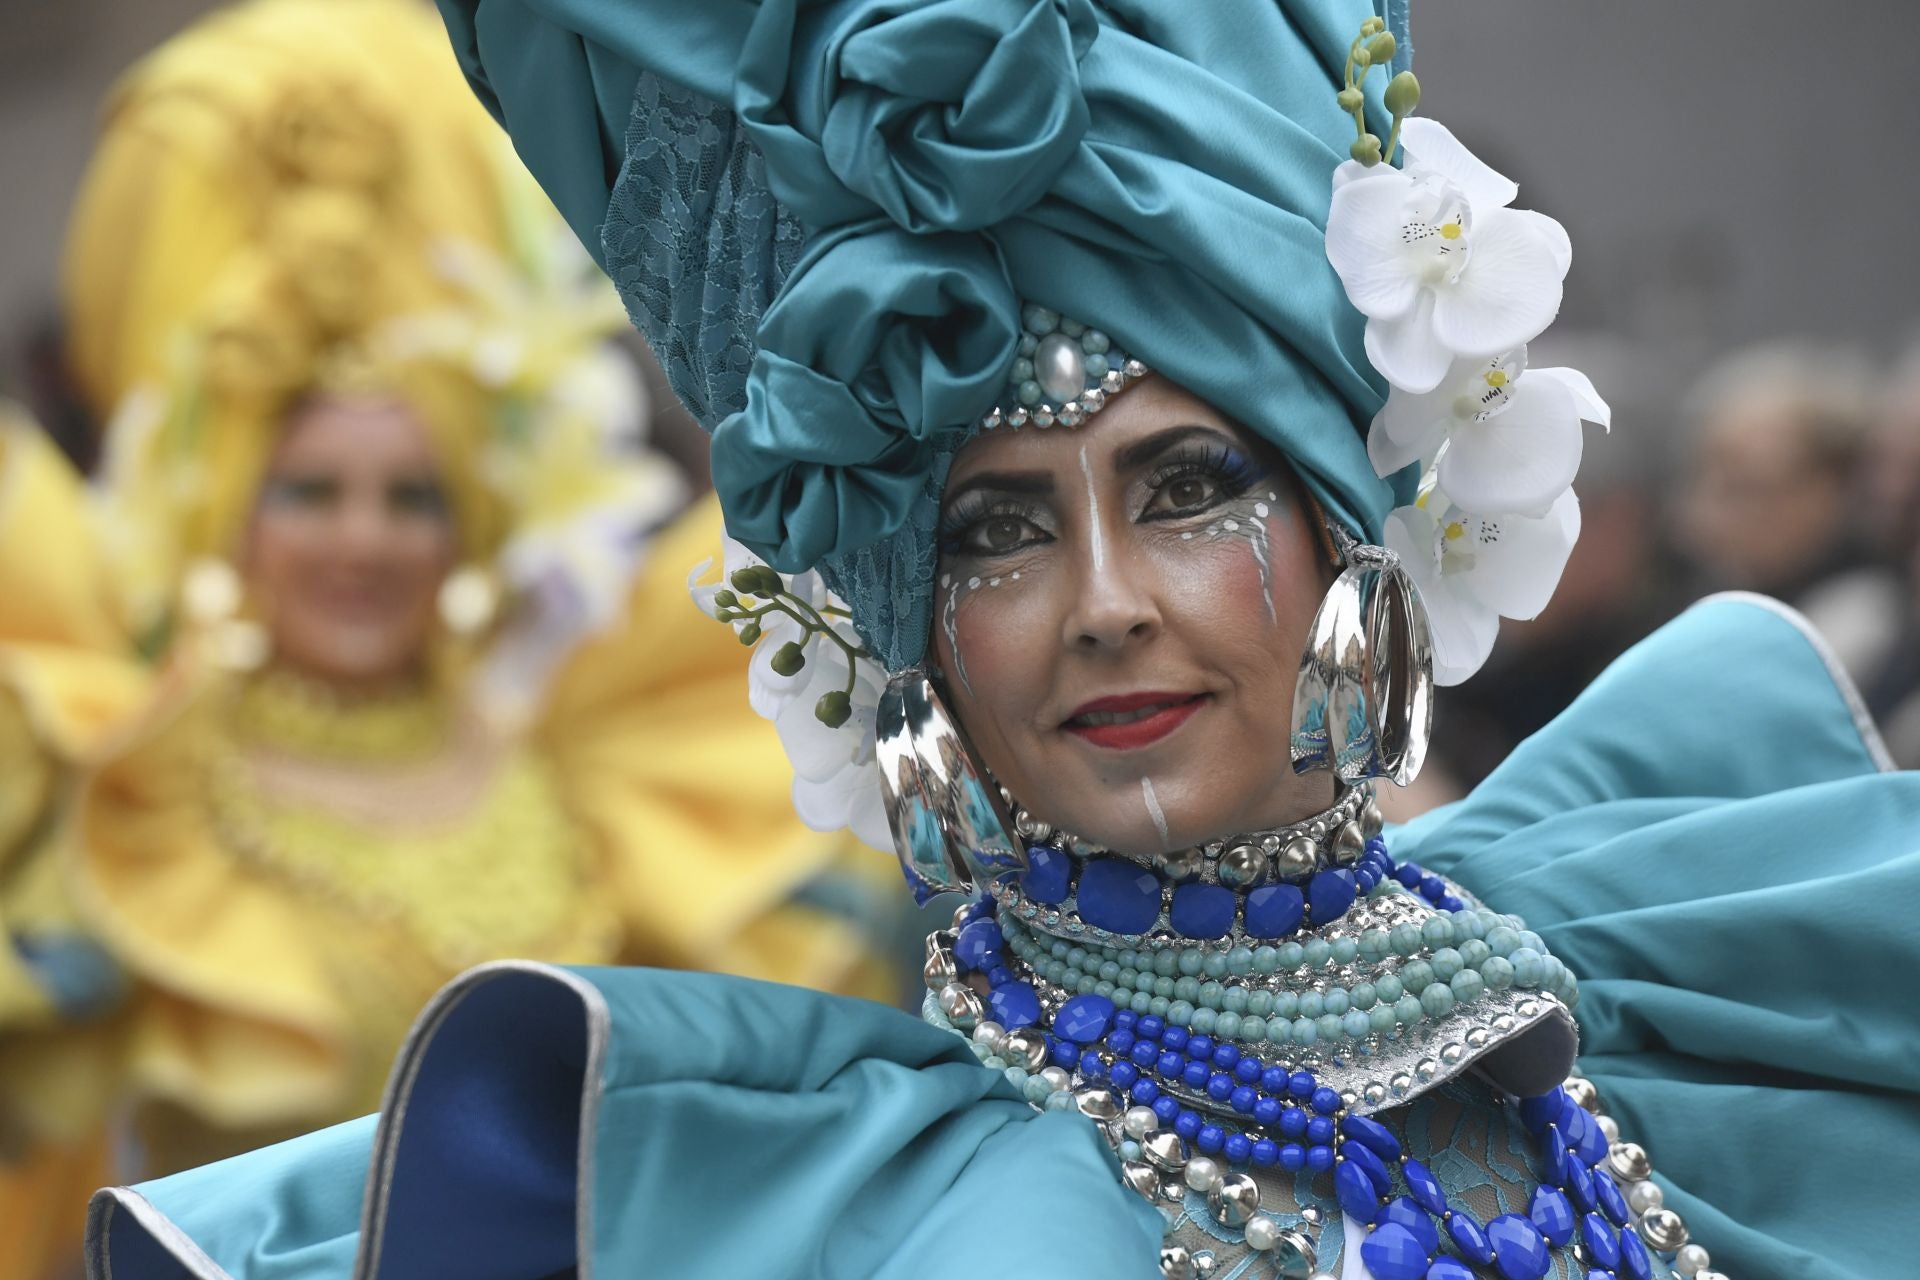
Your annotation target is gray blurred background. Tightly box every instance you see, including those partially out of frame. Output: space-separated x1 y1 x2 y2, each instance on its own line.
3 0 1918 787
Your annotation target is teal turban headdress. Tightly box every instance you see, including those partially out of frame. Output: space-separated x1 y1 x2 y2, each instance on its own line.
438 0 1414 669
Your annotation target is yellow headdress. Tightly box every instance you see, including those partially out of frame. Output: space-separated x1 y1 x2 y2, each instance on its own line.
62 0 679 649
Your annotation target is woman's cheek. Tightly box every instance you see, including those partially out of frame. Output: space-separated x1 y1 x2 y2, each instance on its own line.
938 564 1049 698
1146 504 1283 631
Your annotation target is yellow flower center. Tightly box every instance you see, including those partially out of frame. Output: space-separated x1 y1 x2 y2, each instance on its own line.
1439 221 1464 241
1443 521 1466 541
1485 370 1508 388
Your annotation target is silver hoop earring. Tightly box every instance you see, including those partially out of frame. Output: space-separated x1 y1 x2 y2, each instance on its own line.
876 667 1026 904
1290 541 1434 786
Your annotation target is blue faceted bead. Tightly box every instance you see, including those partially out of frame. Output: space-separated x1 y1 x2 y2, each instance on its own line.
1306 1143 1335 1172
1618 1227 1653 1280
1224 1132 1253 1164
1018 844 1071 905
1129 1078 1157 1104
1253 1095 1283 1126
1486 1214 1551 1280
1528 1185 1576 1246
1160 1024 1186 1050
1571 1105 1610 1166
1052 993 1117 1044
1182 1061 1209 1089
1078 1049 1104 1078
985 966 1012 987
1242 883 1306 938
1359 1222 1431 1280
1106 1028 1135 1054
1251 1138 1279 1167
1137 1015 1165 1038
1231 1085 1258 1114
1207 1072 1235 1102
1306 1115 1335 1146
1593 1169 1631 1226
1307 868 1357 922
1537 1127 1571 1186
1157 1050 1184 1077
1393 863 1423 888
1187 1035 1215 1060
1439 895 1465 912
1335 1159 1379 1221
1418 873 1447 900
1403 1157 1448 1216
1288 1070 1318 1099
953 919 1003 971
1279 1104 1309 1137
1174 1110 1201 1140
1310 1085 1343 1115
1211 1042 1241 1069
1343 1141 1393 1197
1234 1057 1261 1084
1426 1259 1474 1280
1075 858 1163 934
1260 1065 1290 1094
1131 1041 1158 1068
1195 1124 1225 1154
1581 1213 1620 1269
1376 1198 1439 1253
1109 1061 1139 1089
1340 1113 1403 1162
1278 1142 1306 1171
1114 1008 1137 1028
1169 882 1238 940
986 981 1040 1029
1152 1096 1181 1125
1567 1155 1597 1213
1446 1208 1494 1264
1518 1089 1564 1135
1049 1038 1078 1070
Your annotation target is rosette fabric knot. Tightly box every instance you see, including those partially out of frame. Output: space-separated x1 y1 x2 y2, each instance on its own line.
744 0 1101 233
712 223 1021 571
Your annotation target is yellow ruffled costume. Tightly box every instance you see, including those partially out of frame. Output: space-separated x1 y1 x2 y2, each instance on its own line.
0 3 899 1269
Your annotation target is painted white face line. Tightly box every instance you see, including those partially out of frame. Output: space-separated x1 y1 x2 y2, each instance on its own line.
1141 775 1170 845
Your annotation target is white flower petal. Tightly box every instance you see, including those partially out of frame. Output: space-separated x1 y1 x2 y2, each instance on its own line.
1368 416 1431 478
1326 171 1424 320
846 773 894 854
1399 118 1519 211
1364 292 1453 393
687 555 723 619
1461 488 1582 620
1437 377 1584 519
1429 208 1565 359
1506 208 1572 277
1427 591 1500 687
1528 366 1611 430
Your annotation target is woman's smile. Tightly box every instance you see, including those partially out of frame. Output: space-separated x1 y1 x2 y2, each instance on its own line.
1060 690 1210 751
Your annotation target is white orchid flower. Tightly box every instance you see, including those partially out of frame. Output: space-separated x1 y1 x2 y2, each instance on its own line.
1369 347 1611 517
1327 119 1570 394
1385 486 1582 686
689 538 891 851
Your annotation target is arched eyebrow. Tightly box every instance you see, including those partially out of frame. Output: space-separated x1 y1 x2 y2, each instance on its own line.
942 469 1055 510
1115 423 1239 470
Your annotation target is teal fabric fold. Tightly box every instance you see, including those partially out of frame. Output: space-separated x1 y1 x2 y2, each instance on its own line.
1396 594 1919 1280
434 0 1407 667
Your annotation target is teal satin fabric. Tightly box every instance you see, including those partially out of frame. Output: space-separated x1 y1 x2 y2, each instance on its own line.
435 0 1413 668
86 597 1916 1278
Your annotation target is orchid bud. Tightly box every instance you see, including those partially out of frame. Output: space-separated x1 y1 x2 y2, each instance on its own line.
1337 86 1364 112
728 567 759 594
750 566 785 595
738 622 762 645
1366 32 1397 65
771 641 807 676
1351 133 1383 164
714 589 739 609
1352 45 1372 69
815 691 853 728
1361 16 1385 36
1385 70 1421 116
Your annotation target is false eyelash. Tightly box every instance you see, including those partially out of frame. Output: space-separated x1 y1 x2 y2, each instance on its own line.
1143 441 1269 503
936 495 1050 554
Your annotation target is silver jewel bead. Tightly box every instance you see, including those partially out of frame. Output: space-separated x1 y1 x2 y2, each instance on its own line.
950 903 976 932
1158 847 1205 884
1439 1041 1466 1066
1298 1205 1323 1227
1206 1172 1260 1228
1204 840 1225 857
1308 820 1327 840
938 983 982 1028
926 930 956 959
1363 1082 1388 1106
1639 1208 1689 1252
1244 1216 1281 1252
1158 1245 1197 1280
1608 1141 1652 1182
1625 1180 1663 1216
1275 836 1319 880
1674 1243 1712 1277
1465 1028 1491 1050
1014 810 1052 843
1123 358 1148 378
1218 843 1267 890
1038 1066 1071 1095
1101 368 1125 393
1032 406 1055 427
1596 1114 1620 1143
1157 1177 1185 1204
1143 1130 1190 1171
1415 1058 1439 1083
1517 1000 1540 1017
1563 1076 1600 1113
1080 388 1106 413
1258 833 1282 856
1056 403 1086 428
1003 1027 1049 1071
1074 1085 1123 1121
1184 1155 1222 1192
1277 1228 1319 1275
1121 1160 1161 1201
1193 1255 1218 1278
1492 1014 1516 1034
982 408 1003 430
1389 1073 1412 1097
1035 333 1086 402
1123 1105 1160 1139
1008 406 1030 427
923 951 956 988
1360 798 1385 838
971 1021 1007 1054
1331 820 1366 866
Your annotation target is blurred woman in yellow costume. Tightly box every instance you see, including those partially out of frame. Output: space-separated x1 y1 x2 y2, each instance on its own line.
0 0 900 1251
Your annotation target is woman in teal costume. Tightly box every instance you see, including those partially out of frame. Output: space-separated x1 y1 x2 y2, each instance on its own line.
87 3 1917 1279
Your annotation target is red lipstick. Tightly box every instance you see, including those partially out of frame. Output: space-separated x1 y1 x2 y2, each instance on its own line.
1061 691 1208 751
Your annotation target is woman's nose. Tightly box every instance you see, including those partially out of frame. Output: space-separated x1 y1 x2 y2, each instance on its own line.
1061 533 1161 653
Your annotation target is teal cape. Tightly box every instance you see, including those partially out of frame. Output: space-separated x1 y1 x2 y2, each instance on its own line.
87 596 1918 1279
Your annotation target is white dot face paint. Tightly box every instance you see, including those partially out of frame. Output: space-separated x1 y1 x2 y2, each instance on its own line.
1141 776 1169 845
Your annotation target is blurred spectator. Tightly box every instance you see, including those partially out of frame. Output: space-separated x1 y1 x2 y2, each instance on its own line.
1858 339 1920 767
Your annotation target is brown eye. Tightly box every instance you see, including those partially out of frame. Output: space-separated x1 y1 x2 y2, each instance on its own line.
1147 472 1221 516
962 513 1044 556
